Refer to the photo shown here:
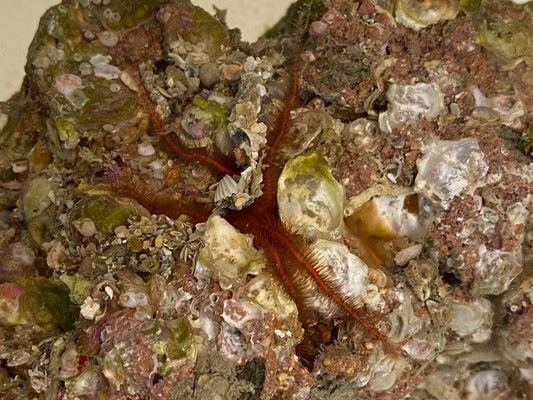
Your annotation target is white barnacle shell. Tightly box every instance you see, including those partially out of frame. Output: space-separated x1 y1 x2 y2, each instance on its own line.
118 291 149 308
470 244 522 296
71 217 97 237
370 357 409 393
465 368 513 399
214 174 239 204
197 215 264 288
313 239 369 309
449 296 493 343
214 166 263 210
243 274 298 320
278 153 345 240
55 74 88 109
395 0 459 31
414 138 488 209
378 82 444 134
387 290 422 343
66 367 102 397
221 299 263 331
80 296 102 320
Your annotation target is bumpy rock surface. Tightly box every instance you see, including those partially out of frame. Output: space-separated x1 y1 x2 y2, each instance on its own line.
0 0 532 399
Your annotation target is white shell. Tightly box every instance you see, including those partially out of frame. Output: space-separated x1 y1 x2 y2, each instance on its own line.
465 369 509 399
214 174 239 204
118 291 149 308
365 193 427 240
415 138 488 209
472 87 525 129
137 142 155 156
72 218 97 237
80 297 102 320
471 244 522 296
395 0 460 31
197 215 264 287
214 166 263 210
314 239 369 306
379 83 444 133
449 296 492 342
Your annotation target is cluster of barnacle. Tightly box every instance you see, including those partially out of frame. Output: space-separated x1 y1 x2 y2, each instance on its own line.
1 0 533 399
58 4 441 399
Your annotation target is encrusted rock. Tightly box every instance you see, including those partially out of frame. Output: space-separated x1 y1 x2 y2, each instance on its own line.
1 0 533 398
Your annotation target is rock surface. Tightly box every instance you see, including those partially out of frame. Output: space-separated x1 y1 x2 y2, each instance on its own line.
0 0 532 399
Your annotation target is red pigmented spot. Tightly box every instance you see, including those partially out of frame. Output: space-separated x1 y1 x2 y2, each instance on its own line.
77 355 88 372
32 131 40 144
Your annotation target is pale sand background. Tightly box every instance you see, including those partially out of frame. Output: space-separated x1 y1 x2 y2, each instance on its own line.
0 0 292 101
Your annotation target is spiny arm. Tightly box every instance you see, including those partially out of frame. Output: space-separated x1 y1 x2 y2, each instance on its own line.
135 76 239 176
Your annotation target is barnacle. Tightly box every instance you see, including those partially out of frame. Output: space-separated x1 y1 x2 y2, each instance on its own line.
89 0 409 385
2 0 533 399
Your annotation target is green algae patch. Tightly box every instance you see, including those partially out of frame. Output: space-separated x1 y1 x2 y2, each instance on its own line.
102 0 166 30
4 278 77 330
157 1 231 58
473 1 533 68
69 195 134 235
166 316 196 361
59 274 94 305
23 177 54 221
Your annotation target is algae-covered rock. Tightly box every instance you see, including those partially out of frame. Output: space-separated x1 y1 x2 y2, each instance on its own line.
0 282 28 325
23 177 53 221
23 0 166 151
69 195 136 236
59 273 94 305
473 0 533 68
2 0 533 399
166 316 196 361
179 95 228 149
157 1 231 58
93 310 196 398
0 278 74 329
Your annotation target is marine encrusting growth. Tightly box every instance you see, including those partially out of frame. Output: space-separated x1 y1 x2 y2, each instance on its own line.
107 6 397 366
1 0 533 399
